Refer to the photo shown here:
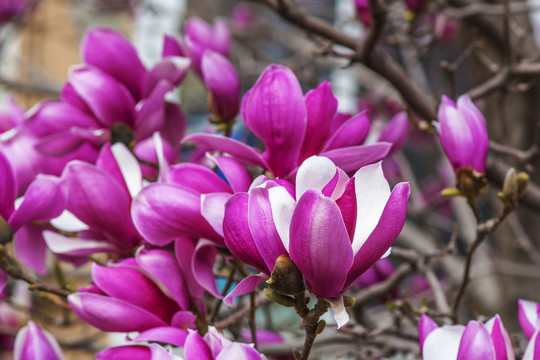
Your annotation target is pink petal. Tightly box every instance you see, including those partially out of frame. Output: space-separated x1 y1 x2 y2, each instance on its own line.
144 57 190 97
378 111 409 155
43 231 116 257
423 325 465 360
175 237 205 299
134 80 173 141
168 163 231 193
0 151 16 220
295 156 337 200
320 142 392 173
135 326 189 347
223 274 265 306
14 224 48 274
323 111 370 151
13 321 63 360
210 155 252 193
418 314 439 355
184 330 212 360
456 321 496 360
518 299 540 340
201 192 231 237
193 239 222 298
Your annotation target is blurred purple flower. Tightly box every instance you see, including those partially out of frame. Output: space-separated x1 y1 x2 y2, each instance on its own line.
13 321 64 360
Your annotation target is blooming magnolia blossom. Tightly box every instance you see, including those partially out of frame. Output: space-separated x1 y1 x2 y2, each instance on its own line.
185 65 391 179
223 156 409 328
436 95 489 174
418 314 514 360
13 321 64 360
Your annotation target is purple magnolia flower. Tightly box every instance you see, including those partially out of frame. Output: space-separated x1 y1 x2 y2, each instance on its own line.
97 344 181 360
354 0 371 27
523 327 540 360
418 314 514 360
68 249 195 339
185 65 391 179
0 0 30 24
182 327 267 360
437 95 488 173
26 27 188 159
433 13 459 43
13 321 64 360
403 0 425 13
223 156 409 327
519 299 540 340
0 152 65 273
201 50 240 121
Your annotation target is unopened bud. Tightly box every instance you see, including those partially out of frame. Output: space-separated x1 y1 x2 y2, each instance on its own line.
263 288 296 307
499 168 529 206
315 320 326 334
266 255 305 296
343 295 356 308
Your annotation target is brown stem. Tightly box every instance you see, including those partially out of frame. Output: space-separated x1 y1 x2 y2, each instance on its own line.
249 291 258 350
210 267 237 323
293 294 329 360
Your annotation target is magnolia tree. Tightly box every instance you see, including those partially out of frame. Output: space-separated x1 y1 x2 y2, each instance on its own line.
1 0 540 359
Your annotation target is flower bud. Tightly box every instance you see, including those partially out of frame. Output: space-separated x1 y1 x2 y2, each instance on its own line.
263 288 296 307
13 321 64 360
266 255 305 296
499 168 529 207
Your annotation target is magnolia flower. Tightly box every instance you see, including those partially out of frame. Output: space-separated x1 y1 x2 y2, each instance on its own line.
518 299 540 340
223 156 409 328
354 0 371 27
436 95 488 174
403 0 425 13
68 249 195 338
418 314 514 360
0 0 29 25
97 344 181 360
13 321 64 360
26 27 188 158
185 65 391 179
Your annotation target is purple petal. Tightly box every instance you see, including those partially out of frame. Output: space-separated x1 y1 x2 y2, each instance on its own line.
131 183 222 246
299 80 337 161
241 65 307 177
523 328 540 360
378 111 409 155
210 155 252 193
344 182 409 290
216 343 264 360
456 321 496 360
183 133 268 169
418 314 439 355
0 270 7 293
193 239 222 298
201 192 231 237
136 248 191 311
223 193 269 274
519 299 540 340
92 263 178 323
323 111 370 152
457 95 488 173
64 162 140 249
135 326 189 347
96 143 142 198
97 345 153 360
162 35 184 57
223 274 265 306
68 292 168 332
168 163 231 193
171 311 197 329
135 80 173 142
43 231 116 257
0 151 16 220
295 156 337 200
320 142 392 173
69 66 136 128
184 330 212 360
81 27 146 101
484 315 514 360
162 102 187 147
144 57 190 97
289 189 353 298
13 321 63 360
248 186 289 271
201 50 240 120
14 224 48 274
33 131 86 157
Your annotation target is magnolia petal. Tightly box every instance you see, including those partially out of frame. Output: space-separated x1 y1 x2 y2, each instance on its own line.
132 183 222 246
418 314 439 355
193 239 222 298
518 299 540 340
171 311 197 329
289 189 353 298
69 66 136 128
96 345 155 360
325 296 350 329
111 143 142 198
223 274 265 306
162 35 184 57
344 182 409 289
184 330 213 360
183 133 268 169
423 325 465 360
34 131 85 156
484 315 515 360
241 65 306 177
14 224 47 275
378 111 409 155
456 321 496 360
201 192 231 237
145 57 191 97
216 343 264 360
135 326 189 347
81 27 146 101
268 186 296 253
457 95 488 173
299 80 337 161
523 328 540 360
248 186 288 271
13 321 64 360
168 163 231 194
320 142 391 173
43 231 116 257
50 210 88 232
68 292 168 332
135 80 173 141
223 193 269 274
0 151 16 220
136 248 191 311
351 162 391 254
161 102 187 148
323 111 371 151
175 237 206 299
210 155 252 193
295 156 337 200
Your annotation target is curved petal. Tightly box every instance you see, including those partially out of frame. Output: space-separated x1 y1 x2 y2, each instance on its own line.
223 193 269 274
423 325 465 360
96 143 142 199
144 57 190 97
33 131 86 157
132 183 222 246
523 328 540 360
418 314 439 355
484 315 515 360
135 80 173 141
168 163 231 193
192 239 222 298
295 156 337 200
68 292 168 332
241 65 307 177
378 111 409 155
457 95 488 173
97 345 152 360
13 321 63 360
201 192 231 237
171 311 197 329
161 102 187 148
135 326 189 347
209 155 252 193
323 111 370 151
223 274 265 306
216 343 264 360
299 80 337 161
344 182 409 290
184 330 212 360
0 151 16 220
320 142 391 173
175 237 205 299
183 133 268 169
456 321 496 360
14 224 47 274
325 296 350 329
81 27 146 101
43 231 116 257
518 299 540 340
289 189 353 298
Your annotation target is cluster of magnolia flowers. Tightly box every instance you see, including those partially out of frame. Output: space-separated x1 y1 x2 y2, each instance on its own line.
0 11 525 360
